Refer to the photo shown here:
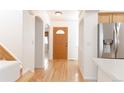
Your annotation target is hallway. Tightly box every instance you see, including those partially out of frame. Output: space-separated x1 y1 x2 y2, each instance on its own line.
0 10 98 82
17 60 84 82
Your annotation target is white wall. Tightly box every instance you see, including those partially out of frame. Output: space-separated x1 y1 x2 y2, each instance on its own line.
0 10 49 73
35 16 44 68
32 11 50 69
0 11 23 61
68 21 79 59
23 11 35 73
49 20 79 60
23 11 50 71
78 11 98 80
78 17 85 79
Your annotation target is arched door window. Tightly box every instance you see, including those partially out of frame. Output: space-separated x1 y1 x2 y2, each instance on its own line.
56 30 65 34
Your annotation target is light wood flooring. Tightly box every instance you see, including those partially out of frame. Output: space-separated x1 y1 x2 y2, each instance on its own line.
17 60 84 82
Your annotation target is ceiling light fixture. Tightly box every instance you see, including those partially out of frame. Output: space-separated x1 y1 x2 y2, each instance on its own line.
55 11 62 16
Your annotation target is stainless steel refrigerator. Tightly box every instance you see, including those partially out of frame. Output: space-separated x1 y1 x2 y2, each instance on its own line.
98 23 124 59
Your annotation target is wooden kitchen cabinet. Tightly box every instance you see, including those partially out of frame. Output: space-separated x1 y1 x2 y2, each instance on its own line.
112 13 124 23
98 13 112 23
98 12 124 23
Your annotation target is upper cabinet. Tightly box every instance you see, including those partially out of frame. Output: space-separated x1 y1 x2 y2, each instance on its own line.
98 12 124 23
98 13 112 23
112 13 124 23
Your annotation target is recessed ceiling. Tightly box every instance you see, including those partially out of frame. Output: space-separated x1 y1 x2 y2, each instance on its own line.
47 10 80 21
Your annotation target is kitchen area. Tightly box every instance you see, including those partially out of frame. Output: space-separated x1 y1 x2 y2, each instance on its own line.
94 12 124 82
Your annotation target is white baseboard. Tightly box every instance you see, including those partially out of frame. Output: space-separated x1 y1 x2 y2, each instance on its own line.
68 58 78 61
22 68 29 74
83 76 97 81
22 68 34 75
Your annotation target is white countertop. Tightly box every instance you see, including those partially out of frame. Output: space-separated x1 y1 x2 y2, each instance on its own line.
93 58 124 81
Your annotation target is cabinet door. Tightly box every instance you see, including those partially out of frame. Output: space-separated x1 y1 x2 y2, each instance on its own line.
113 13 124 23
98 13 112 23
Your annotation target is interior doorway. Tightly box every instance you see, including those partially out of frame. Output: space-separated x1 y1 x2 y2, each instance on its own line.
44 24 50 67
45 31 49 59
53 27 68 60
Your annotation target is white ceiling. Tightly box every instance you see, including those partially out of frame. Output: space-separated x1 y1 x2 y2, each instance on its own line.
47 10 80 21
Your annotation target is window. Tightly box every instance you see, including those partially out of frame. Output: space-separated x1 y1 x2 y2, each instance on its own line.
56 30 65 34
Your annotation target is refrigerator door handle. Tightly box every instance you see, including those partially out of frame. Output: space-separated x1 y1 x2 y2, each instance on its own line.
116 23 120 57
113 24 118 58
115 23 120 58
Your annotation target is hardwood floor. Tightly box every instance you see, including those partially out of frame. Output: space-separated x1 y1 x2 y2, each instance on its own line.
17 60 84 82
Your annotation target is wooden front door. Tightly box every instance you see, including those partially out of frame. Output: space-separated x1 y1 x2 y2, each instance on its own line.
53 27 68 59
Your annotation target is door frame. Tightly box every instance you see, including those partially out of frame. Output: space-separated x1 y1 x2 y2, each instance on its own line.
53 27 68 60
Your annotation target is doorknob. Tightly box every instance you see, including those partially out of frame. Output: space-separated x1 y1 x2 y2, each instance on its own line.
65 42 68 47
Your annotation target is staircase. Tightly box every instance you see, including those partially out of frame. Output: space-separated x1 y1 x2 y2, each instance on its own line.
0 45 15 61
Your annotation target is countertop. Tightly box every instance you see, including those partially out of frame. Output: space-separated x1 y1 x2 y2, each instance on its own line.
93 58 124 81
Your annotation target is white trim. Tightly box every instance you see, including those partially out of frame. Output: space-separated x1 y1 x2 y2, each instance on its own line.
22 69 34 75
68 58 78 61
22 68 29 74
83 76 97 81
